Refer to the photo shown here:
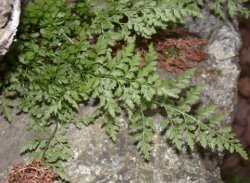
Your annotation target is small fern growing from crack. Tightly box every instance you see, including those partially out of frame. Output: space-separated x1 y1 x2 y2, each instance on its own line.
0 0 248 181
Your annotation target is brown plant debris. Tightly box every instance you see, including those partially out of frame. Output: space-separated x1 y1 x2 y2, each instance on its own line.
153 29 208 73
1 159 58 183
155 36 208 73
136 29 208 73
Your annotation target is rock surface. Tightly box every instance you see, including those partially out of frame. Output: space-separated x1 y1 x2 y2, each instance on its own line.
186 9 241 125
62 107 221 183
0 0 21 56
0 8 242 183
0 113 33 178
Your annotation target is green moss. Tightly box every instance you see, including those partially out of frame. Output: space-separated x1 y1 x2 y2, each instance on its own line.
226 173 250 183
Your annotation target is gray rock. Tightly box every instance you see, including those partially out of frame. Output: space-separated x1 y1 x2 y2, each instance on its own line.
63 108 222 183
0 0 12 29
0 0 21 56
186 10 241 124
0 113 32 178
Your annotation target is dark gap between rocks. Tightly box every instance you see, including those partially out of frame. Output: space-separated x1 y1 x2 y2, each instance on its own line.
221 2 250 182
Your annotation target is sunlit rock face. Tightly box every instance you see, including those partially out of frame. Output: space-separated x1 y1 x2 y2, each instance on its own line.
0 0 21 56
0 0 12 29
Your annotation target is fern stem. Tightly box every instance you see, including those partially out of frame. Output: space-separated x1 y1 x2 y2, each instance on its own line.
153 101 236 144
141 109 145 142
42 121 59 160
61 28 74 44
165 104 234 144
83 71 153 87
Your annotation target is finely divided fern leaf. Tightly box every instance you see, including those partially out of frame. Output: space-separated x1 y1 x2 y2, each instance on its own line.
130 115 155 160
1 0 248 181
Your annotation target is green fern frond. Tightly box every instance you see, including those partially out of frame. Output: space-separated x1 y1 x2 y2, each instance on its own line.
1 0 248 181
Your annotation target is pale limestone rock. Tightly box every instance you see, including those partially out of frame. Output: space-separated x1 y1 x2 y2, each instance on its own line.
0 0 21 56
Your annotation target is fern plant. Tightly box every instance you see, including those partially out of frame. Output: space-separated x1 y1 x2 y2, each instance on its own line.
0 0 249 181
